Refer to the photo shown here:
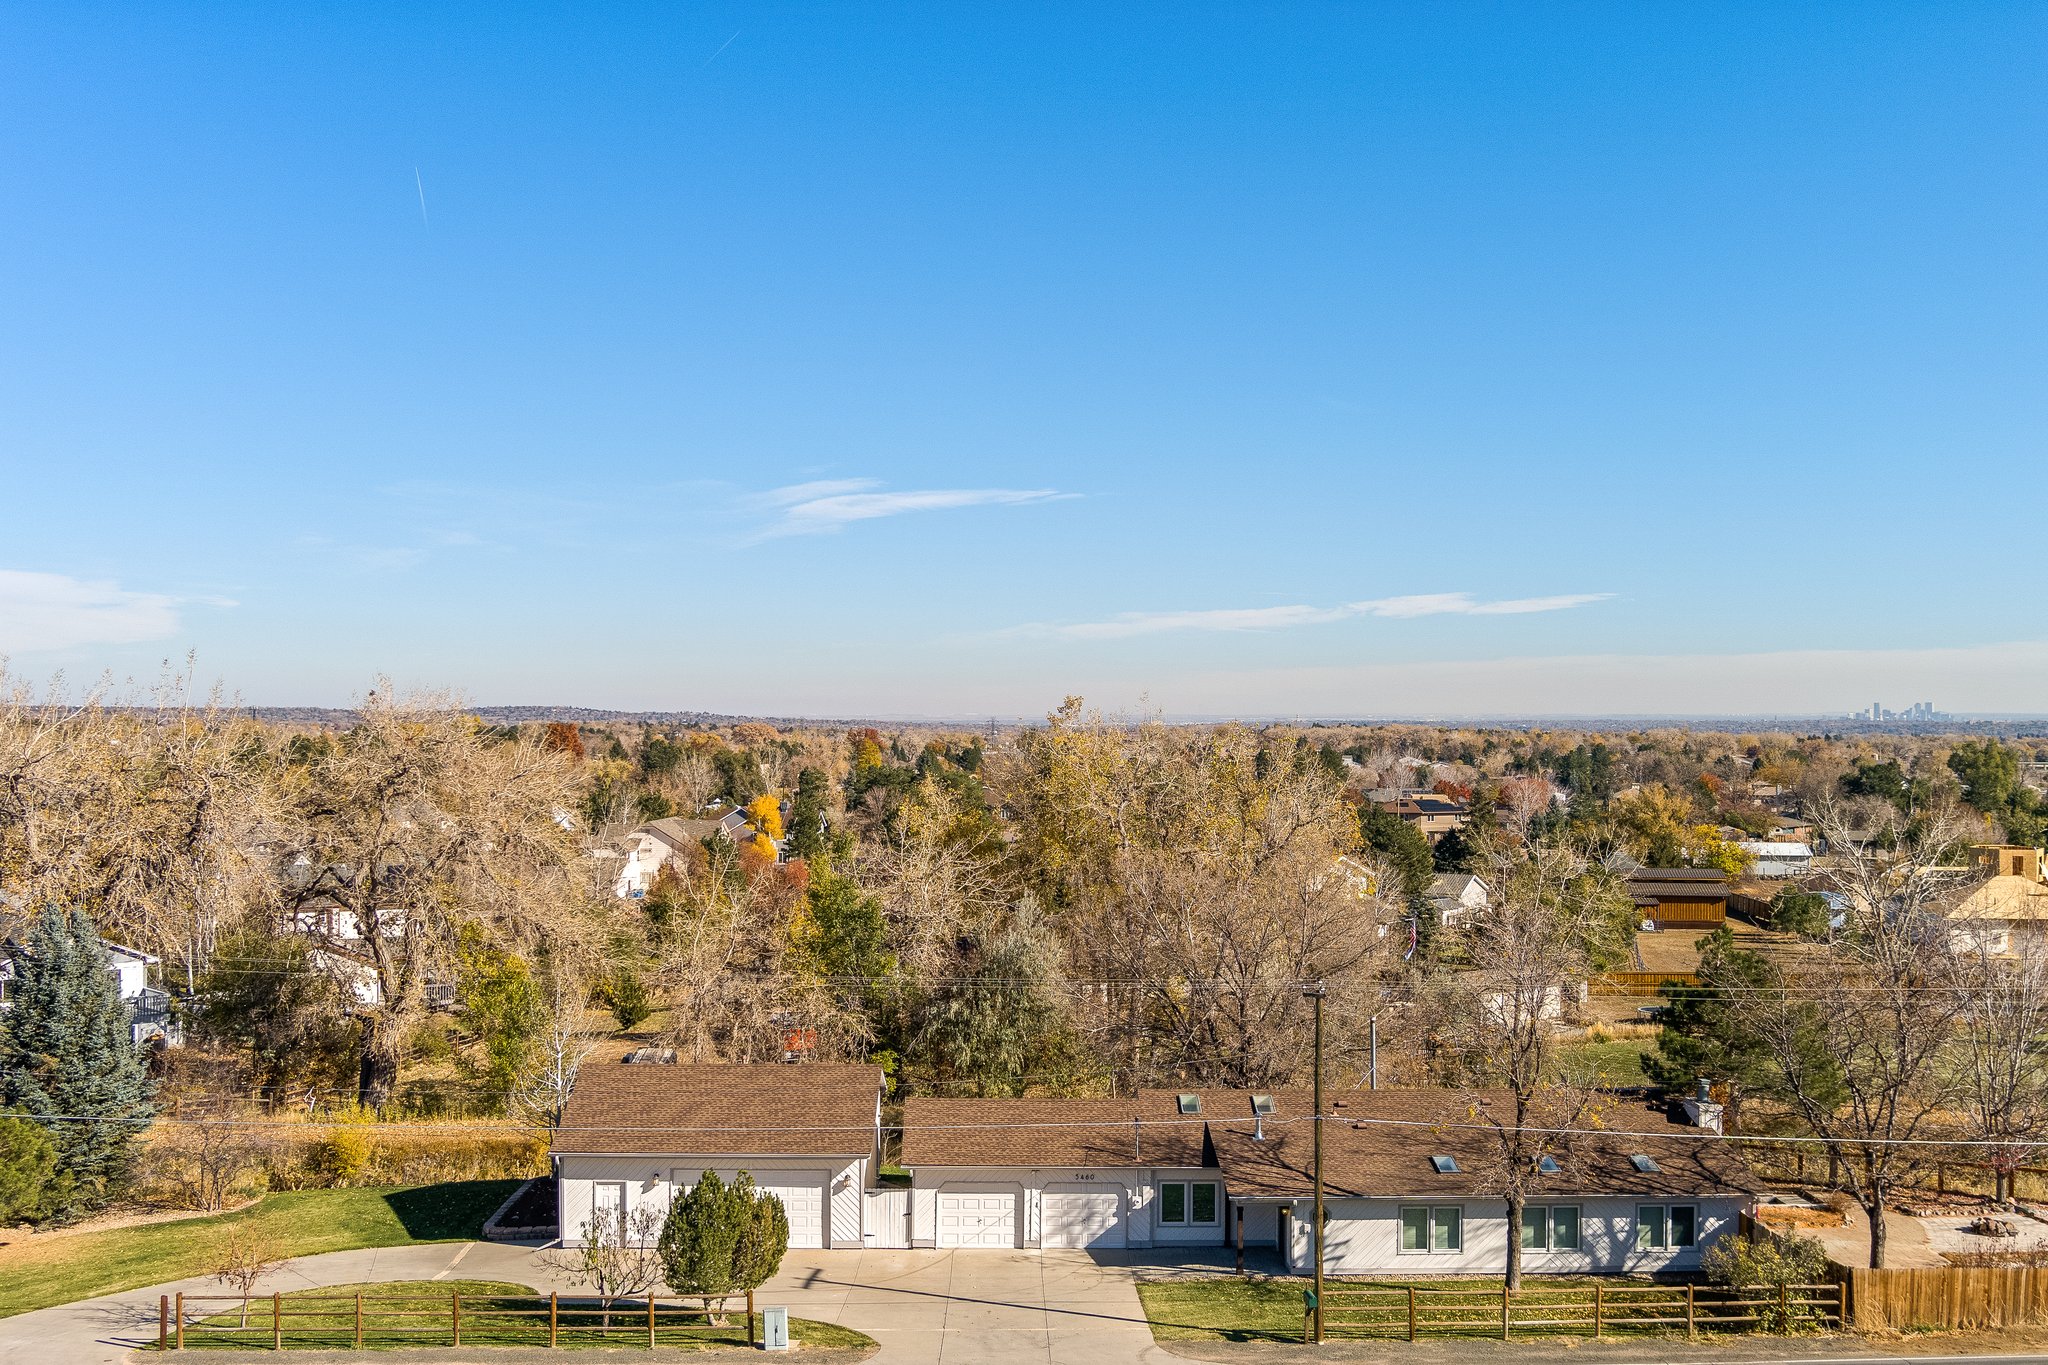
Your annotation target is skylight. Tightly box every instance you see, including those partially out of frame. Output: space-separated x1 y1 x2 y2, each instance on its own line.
1430 1155 1459 1173
1251 1094 1276 1115
1630 1154 1661 1173
1177 1094 1201 1115
1537 1156 1560 1174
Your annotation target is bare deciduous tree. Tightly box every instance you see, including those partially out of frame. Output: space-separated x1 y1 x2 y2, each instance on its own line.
1753 801 1976 1268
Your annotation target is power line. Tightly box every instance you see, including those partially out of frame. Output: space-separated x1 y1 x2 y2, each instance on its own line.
10 1107 2043 1152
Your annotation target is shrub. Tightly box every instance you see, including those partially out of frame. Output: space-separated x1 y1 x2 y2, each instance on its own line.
309 1128 375 1185
1703 1232 1832 1330
657 1171 790 1314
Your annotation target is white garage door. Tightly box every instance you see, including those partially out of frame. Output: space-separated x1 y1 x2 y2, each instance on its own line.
936 1189 1018 1248
675 1169 829 1249
1042 1185 1125 1249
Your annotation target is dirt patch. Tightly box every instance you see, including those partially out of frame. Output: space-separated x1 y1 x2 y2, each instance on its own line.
1757 1206 1847 1230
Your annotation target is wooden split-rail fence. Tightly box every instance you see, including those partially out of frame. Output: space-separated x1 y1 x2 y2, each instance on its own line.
157 1288 758 1351
1303 1281 1843 1342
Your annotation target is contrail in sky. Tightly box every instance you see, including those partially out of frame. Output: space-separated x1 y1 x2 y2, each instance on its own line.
414 167 429 227
703 30 740 67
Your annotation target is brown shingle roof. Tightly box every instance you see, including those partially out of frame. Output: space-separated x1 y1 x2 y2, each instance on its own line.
901 1089 1309 1169
1209 1090 1754 1199
555 1063 881 1156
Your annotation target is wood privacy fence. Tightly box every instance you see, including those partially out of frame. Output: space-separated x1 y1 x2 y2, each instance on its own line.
1593 971 1697 994
157 1289 758 1351
1304 1282 1843 1342
1834 1267 2048 1333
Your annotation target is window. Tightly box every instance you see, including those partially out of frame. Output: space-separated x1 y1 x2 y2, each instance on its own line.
1176 1094 1201 1115
1537 1156 1561 1174
1637 1204 1697 1250
1160 1182 1219 1225
1429 1154 1460 1173
1629 1154 1661 1173
1400 1205 1463 1253
1519 1205 1581 1251
1251 1094 1276 1115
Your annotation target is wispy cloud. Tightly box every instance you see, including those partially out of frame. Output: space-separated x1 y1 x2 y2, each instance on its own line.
0 570 224 652
752 479 1076 539
1008 592 1613 640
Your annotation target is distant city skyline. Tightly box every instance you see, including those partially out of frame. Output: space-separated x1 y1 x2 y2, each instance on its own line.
3 6 2045 716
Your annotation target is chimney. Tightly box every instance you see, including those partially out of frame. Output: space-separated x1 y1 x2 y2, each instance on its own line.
1681 1078 1724 1135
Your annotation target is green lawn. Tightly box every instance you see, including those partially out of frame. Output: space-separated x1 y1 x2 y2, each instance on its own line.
169 1279 873 1352
0 1181 519 1320
1138 1275 1715 1343
1555 1037 1658 1083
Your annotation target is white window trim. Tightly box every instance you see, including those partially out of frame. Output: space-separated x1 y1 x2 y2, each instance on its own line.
1398 1204 1464 1254
1636 1203 1697 1250
1159 1181 1221 1226
1520 1203 1581 1251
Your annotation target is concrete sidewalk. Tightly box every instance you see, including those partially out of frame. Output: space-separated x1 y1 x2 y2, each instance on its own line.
0 1241 1169 1365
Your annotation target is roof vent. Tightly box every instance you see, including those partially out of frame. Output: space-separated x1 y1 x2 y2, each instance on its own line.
1630 1153 1661 1173
1251 1094 1276 1115
1429 1155 1459 1173
1177 1094 1201 1115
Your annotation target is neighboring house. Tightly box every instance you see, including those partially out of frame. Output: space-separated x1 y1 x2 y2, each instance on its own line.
613 817 725 898
0 912 178 1047
1426 873 1490 927
554 1062 886 1250
1627 869 1728 928
1767 816 1816 844
1945 847 2048 959
1380 795 1470 844
612 810 770 898
1213 1091 1753 1276
898 1088 1751 1273
1735 842 1814 879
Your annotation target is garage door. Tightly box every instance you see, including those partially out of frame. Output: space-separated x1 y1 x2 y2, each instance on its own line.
936 1189 1018 1248
1042 1185 1125 1249
675 1169 829 1249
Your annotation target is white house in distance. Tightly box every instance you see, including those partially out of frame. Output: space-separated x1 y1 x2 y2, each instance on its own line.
1426 873 1490 927
0 909 177 1047
1735 841 1815 878
612 812 756 899
554 1062 886 1250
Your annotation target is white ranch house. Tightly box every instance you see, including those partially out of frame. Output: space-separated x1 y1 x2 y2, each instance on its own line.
552 1066 1753 1275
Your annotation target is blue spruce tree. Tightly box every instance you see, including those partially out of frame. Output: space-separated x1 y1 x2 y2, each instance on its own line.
0 906 154 1213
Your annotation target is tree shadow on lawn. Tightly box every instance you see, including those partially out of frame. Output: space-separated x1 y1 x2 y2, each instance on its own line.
382 1180 525 1240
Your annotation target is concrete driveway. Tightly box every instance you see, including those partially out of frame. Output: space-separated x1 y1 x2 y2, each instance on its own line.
0 1242 1174 1365
763 1247 1170 1363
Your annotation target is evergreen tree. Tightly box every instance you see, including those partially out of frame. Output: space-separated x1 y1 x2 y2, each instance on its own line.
1646 926 1781 1131
1359 806 1434 898
0 1114 62 1223
0 906 154 1211
731 1175 790 1291
785 768 830 860
658 1170 749 1302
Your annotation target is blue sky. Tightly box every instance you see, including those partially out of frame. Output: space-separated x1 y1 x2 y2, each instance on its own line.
3 4 2044 717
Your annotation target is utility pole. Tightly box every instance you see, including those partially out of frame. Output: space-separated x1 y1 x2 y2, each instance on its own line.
1304 981 1327 1344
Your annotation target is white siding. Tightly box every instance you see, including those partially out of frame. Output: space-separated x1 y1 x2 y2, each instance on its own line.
557 1153 868 1249
1281 1196 1748 1275
907 1165 1225 1249
862 1188 911 1248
